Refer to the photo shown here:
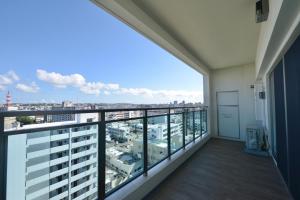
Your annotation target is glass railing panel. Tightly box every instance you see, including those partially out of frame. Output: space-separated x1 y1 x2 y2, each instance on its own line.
105 119 143 193
170 114 183 153
6 124 99 200
194 111 201 138
147 115 168 168
185 112 194 144
201 110 208 134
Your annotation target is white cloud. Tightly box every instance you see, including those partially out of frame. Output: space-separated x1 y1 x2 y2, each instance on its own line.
79 83 120 95
119 88 202 103
36 69 202 102
0 70 19 89
79 82 104 95
105 83 119 90
37 69 119 95
104 91 111 95
16 82 39 93
37 69 85 88
7 71 19 81
119 88 154 97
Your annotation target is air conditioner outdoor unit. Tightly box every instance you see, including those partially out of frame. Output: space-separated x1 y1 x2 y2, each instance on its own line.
245 122 269 156
256 0 269 23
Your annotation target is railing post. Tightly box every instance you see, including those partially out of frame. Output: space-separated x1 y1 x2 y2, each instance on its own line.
200 110 203 137
143 110 148 175
203 108 206 134
205 108 208 133
98 111 106 200
167 108 171 158
0 116 7 200
43 114 47 123
193 111 195 142
182 109 186 149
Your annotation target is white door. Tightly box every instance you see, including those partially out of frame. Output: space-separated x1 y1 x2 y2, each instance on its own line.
217 91 240 139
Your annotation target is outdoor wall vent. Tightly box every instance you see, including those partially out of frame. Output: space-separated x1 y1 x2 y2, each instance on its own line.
256 0 269 23
259 91 265 99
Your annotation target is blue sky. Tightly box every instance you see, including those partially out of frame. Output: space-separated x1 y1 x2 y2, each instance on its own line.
0 0 203 104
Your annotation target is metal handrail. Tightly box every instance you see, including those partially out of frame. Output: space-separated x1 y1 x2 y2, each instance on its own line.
0 106 207 117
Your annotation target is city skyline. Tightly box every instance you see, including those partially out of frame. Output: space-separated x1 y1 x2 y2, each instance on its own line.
0 1 203 104
0 68 203 104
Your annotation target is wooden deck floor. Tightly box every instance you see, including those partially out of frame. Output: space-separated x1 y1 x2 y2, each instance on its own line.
144 138 292 200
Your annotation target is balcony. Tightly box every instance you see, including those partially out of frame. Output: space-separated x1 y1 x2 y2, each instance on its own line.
1 105 294 200
1 0 300 199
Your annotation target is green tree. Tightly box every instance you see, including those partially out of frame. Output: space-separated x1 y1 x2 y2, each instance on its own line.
16 116 35 125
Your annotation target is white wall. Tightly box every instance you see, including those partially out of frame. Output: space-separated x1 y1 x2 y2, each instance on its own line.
211 64 255 141
203 74 212 137
253 81 265 124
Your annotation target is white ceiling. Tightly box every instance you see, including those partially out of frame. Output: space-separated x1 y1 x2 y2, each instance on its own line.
132 0 261 69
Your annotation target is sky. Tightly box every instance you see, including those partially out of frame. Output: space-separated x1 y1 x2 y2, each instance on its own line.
0 0 203 104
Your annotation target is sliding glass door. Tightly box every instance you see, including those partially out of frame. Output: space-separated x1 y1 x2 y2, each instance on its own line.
268 34 300 200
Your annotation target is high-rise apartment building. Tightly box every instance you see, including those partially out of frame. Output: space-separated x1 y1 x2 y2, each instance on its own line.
7 113 99 200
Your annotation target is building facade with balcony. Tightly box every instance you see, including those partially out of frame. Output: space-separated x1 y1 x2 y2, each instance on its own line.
6 116 98 200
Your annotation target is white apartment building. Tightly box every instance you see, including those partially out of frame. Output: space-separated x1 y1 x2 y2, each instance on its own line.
148 123 182 141
131 122 183 165
106 111 143 121
106 124 130 143
7 114 99 200
106 147 142 179
132 139 168 166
